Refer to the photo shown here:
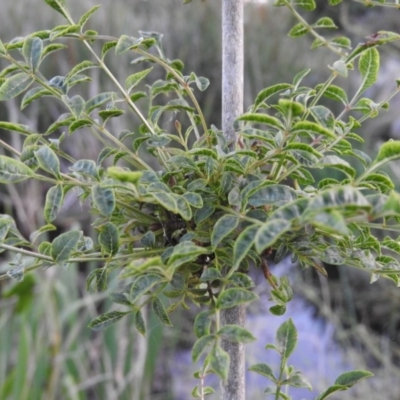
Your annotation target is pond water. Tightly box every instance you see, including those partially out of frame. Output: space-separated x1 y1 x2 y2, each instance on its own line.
172 259 352 399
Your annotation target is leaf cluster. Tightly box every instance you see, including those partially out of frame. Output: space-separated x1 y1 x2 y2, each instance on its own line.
0 0 399 396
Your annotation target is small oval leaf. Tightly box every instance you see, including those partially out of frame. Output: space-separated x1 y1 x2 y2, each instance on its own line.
88 311 129 331
216 288 258 310
44 184 64 223
98 222 119 256
51 230 81 264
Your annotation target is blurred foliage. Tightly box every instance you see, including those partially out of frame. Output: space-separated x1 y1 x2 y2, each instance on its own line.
1 0 400 399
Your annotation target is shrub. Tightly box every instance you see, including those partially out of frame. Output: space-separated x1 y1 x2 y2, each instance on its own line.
1 0 400 398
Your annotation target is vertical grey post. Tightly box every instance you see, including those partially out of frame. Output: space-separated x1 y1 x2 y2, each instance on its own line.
221 1 245 400
222 0 243 149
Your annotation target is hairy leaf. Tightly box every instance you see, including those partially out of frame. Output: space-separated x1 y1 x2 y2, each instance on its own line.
51 230 81 264
44 184 63 223
358 48 379 94
0 155 34 183
276 318 297 360
216 288 258 310
98 222 119 256
211 215 240 248
255 219 291 253
88 311 129 331
0 73 34 101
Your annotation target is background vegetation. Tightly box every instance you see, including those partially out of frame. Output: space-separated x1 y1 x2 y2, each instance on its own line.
1 1 400 399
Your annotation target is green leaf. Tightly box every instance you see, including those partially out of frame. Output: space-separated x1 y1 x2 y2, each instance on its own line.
50 25 80 42
211 215 240 249
292 68 311 88
34 146 61 178
0 73 34 101
46 113 74 134
22 37 43 72
369 140 400 174
200 268 222 282
130 91 147 102
0 121 34 134
255 219 291 254
85 92 115 113
66 61 98 81
51 230 81 264
270 305 286 316
237 113 284 130
149 191 178 213
293 0 316 10
130 274 163 303
69 119 93 133
358 48 379 94
285 143 322 166
109 292 132 306
21 87 52 109
167 241 208 270
321 246 345 265
176 195 192 221
86 267 108 292
152 297 172 326
276 318 297 360
194 205 215 225
313 17 337 29
41 43 67 59
92 185 115 216
194 311 212 338
254 83 293 110
233 225 258 269
291 121 336 139
101 41 117 59
0 155 34 183
207 345 230 382
249 363 276 383
70 159 99 180
284 372 312 390
192 334 216 363
216 288 258 310
115 35 143 55
98 222 119 256
193 75 210 91
0 39 7 56
44 0 69 19
310 210 348 235
334 370 373 388
331 36 351 49
0 217 13 243
230 272 255 289
88 311 129 331
63 95 85 119
79 5 101 28
248 184 297 207
217 325 256 343
134 309 146 335
316 84 348 106
309 106 335 129
44 184 63 223
125 67 153 93
288 23 308 38
106 167 141 184
315 385 347 400
317 155 356 179
183 192 203 208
